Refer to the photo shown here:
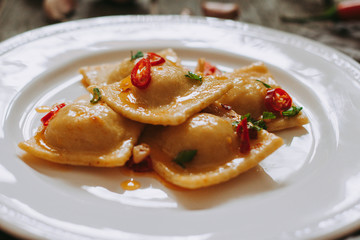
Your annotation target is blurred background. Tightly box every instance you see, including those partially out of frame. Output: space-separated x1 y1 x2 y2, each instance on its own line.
0 0 359 62
0 0 359 239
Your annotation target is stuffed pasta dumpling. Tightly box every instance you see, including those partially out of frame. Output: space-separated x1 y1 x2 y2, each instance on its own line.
19 99 143 167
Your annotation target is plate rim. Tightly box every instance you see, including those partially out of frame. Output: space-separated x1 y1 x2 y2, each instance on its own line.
1 15 360 240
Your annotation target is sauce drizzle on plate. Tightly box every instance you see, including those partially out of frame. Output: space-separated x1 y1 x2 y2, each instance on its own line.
121 178 141 190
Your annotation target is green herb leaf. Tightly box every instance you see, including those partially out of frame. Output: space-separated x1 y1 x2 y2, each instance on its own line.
256 79 271 88
241 113 255 123
263 111 277 120
185 71 202 83
130 51 144 61
241 113 250 120
247 123 260 131
254 120 267 130
232 121 240 128
240 113 267 131
282 106 303 117
173 150 197 168
90 88 102 104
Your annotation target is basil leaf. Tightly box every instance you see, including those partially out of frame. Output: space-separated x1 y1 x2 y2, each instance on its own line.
185 71 203 83
130 51 144 61
173 150 197 168
256 79 271 88
282 106 303 117
90 88 102 104
263 111 276 119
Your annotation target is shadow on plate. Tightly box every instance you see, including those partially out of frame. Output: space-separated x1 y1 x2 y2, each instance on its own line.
168 166 279 210
20 152 281 210
18 125 311 210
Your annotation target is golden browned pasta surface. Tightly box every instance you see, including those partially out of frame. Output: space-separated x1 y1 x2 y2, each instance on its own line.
19 48 309 189
19 99 143 167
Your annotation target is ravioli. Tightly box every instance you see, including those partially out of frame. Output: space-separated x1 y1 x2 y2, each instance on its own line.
140 113 283 189
80 48 182 86
19 49 309 190
18 99 143 167
219 62 279 118
94 65 233 125
197 61 309 131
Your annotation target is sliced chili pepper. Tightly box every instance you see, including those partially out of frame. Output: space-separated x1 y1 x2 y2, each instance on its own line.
203 61 222 76
337 0 360 20
280 0 360 22
146 52 165 66
237 117 250 154
264 88 292 113
126 156 153 172
131 58 152 89
41 103 66 126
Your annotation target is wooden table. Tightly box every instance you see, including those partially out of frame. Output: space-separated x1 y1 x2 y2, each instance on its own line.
0 0 359 239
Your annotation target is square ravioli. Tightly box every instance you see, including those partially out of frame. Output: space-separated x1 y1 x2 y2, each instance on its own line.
93 64 233 125
140 113 283 189
19 48 310 190
196 60 309 131
80 48 182 86
19 99 143 167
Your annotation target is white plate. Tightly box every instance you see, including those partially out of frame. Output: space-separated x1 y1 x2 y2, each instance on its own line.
1 15 360 240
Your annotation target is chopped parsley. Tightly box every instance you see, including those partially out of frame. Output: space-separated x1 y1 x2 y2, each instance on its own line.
254 119 267 130
263 111 276 120
256 79 271 88
241 113 267 130
130 51 144 61
234 113 267 131
241 113 254 122
232 121 240 128
185 71 203 83
173 150 197 168
90 88 102 104
282 106 303 117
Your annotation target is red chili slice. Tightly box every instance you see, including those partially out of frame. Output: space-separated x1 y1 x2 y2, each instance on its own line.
203 61 222 76
337 0 360 21
146 52 165 66
131 58 152 89
126 156 153 172
264 88 292 113
237 117 250 154
41 103 66 126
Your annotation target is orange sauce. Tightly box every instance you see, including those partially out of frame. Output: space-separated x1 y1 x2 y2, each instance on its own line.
121 178 141 191
34 130 55 152
119 167 187 191
119 75 132 92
